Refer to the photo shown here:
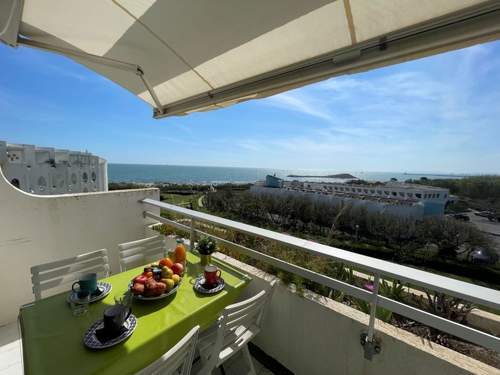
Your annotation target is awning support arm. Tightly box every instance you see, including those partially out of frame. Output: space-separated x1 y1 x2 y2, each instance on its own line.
137 69 163 115
17 37 164 113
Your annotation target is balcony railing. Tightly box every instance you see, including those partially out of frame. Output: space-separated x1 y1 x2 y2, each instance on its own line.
142 198 500 356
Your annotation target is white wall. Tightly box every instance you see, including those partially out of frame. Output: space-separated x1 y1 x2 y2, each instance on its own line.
214 254 498 375
0 168 159 325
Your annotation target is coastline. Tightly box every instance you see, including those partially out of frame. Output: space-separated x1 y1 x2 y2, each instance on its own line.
108 164 472 185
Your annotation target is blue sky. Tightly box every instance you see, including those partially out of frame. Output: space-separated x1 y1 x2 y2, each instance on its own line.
1 40 500 173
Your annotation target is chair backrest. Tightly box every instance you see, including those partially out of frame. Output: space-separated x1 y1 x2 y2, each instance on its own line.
30 249 110 301
216 279 277 355
136 325 200 375
118 235 166 272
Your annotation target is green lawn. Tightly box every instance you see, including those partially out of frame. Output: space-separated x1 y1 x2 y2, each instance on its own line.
160 193 204 210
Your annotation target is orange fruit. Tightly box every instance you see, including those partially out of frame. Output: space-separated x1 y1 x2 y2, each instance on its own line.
174 243 186 263
159 257 174 268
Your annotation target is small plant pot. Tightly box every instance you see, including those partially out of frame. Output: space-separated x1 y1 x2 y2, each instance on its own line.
200 254 212 266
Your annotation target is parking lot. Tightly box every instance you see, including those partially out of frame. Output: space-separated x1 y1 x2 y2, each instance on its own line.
466 210 500 256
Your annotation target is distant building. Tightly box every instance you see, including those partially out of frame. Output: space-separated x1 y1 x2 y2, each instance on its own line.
256 175 451 218
0 141 107 195
265 174 283 188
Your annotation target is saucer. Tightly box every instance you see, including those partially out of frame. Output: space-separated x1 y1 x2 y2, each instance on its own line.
84 314 137 349
67 282 112 304
193 276 225 294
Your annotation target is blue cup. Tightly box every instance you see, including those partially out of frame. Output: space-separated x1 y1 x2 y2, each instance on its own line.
72 273 98 296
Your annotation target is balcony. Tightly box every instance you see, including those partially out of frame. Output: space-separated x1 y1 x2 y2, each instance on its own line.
0 170 499 375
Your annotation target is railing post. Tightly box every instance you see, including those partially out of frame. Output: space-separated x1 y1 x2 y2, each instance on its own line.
362 273 381 360
190 218 196 251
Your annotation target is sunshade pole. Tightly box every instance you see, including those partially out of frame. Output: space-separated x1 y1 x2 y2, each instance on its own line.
17 38 164 114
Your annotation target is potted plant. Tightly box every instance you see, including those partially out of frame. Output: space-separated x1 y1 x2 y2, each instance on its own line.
196 236 217 266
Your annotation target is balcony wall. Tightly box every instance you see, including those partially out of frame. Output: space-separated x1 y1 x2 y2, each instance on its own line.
214 253 499 375
0 168 159 325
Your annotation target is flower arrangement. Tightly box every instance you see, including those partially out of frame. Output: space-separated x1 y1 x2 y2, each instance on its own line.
196 236 217 266
196 236 217 255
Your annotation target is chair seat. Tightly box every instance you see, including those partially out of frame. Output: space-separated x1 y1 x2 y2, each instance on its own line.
198 324 260 365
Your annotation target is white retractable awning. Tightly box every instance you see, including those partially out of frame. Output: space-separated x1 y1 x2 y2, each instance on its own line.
1 0 500 118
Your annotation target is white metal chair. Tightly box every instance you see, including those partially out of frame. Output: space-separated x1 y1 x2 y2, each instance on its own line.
196 280 277 375
118 235 166 272
136 325 200 375
30 249 110 301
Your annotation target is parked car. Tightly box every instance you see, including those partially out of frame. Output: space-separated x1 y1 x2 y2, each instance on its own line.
452 213 470 222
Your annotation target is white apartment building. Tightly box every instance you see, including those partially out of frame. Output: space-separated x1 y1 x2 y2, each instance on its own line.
257 176 451 217
286 180 450 216
0 141 107 195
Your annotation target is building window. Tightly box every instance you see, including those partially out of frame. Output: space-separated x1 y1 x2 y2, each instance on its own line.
10 178 20 189
384 191 390 195
415 193 422 198
392 192 397 196
437 193 440 198
38 176 47 191
377 190 382 194
71 173 77 185
444 194 447 198
91 172 97 182
399 192 405 197
407 193 413 197
82 172 88 183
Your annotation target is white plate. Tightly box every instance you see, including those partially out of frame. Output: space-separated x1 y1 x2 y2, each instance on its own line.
129 279 181 301
67 282 112 304
84 314 137 350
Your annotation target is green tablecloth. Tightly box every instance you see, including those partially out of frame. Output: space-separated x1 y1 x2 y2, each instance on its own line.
20 252 250 375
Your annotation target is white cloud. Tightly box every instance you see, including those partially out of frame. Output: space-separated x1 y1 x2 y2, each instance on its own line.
248 43 500 173
264 91 333 121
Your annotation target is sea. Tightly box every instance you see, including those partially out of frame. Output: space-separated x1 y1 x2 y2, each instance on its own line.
108 164 467 185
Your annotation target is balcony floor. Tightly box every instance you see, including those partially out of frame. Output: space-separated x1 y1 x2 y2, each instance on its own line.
192 351 275 375
0 323 22 375
0 322 275 375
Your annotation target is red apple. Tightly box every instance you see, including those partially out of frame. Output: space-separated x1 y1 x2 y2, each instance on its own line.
171 263 184 276
133 275 148 285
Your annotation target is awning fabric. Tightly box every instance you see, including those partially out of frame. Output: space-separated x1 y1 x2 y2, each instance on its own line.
2 0 500 118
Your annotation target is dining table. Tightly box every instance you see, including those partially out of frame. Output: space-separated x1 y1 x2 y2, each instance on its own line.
19 252 251 375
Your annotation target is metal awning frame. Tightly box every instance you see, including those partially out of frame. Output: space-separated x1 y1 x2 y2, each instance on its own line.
154 2 500 118
16 38 165 114
0 0 161 114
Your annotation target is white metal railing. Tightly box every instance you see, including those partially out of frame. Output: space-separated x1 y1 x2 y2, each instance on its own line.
142 198 500 355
